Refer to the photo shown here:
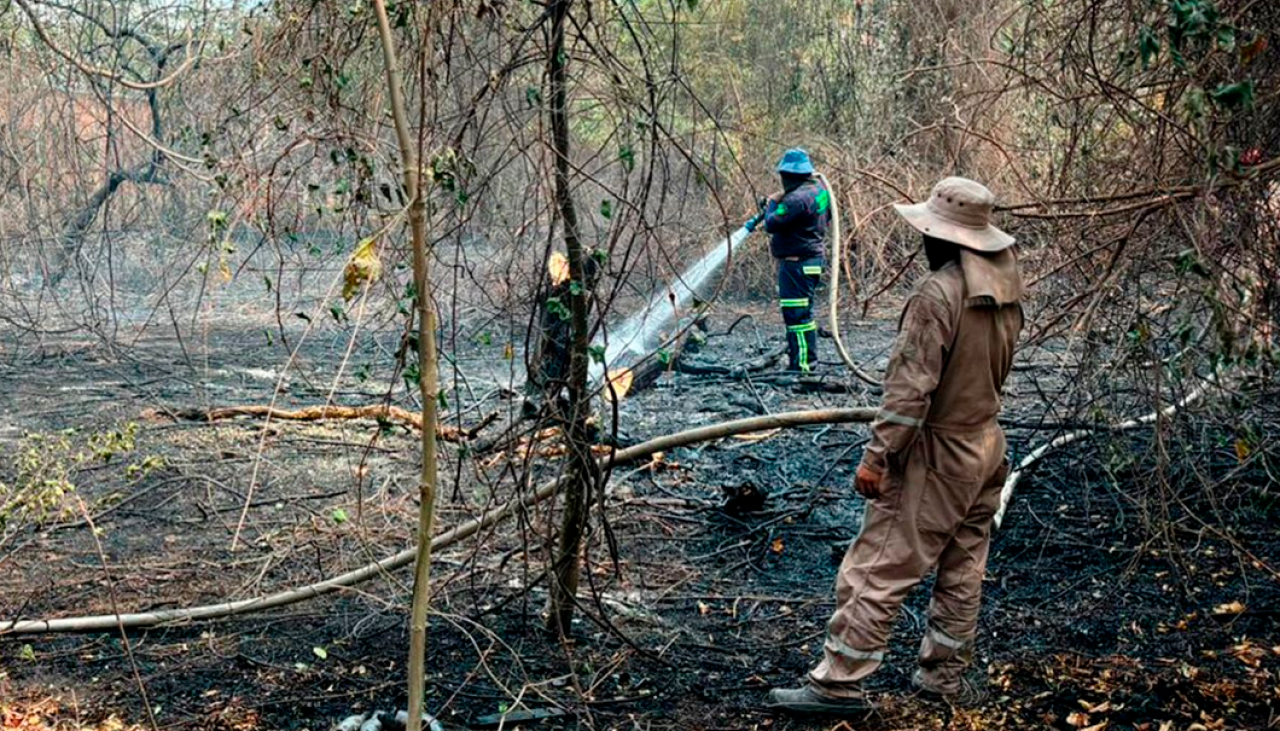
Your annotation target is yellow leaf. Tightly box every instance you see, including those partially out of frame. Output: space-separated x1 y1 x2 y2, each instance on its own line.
1235 439 1251 462
1213 601 1245 615
547 251 570 286
697 601 710 616
1067 712 1091 728
503 343 515 360
771 538 784 554
343 238 382 300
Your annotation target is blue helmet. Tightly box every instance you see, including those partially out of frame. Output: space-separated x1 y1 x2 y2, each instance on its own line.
776 148 815 175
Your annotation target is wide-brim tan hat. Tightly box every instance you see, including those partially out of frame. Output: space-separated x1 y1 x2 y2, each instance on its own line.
893 177 1014 253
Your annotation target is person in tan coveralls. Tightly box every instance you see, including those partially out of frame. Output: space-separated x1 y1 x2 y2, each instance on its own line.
768 177 1024 715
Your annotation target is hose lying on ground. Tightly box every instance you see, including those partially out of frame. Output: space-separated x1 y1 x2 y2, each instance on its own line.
814 171 882 389
993 381 1210 528
1 407 876 635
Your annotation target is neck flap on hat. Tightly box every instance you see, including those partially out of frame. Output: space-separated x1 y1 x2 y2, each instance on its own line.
960 248 1023 308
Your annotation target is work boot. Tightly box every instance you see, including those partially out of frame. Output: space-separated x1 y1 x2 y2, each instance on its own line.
765 685 871 715
911 668 987 706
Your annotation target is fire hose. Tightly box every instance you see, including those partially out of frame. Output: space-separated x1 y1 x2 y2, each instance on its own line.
814 171 882 388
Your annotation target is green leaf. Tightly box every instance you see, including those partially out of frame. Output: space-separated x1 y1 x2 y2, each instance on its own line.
657 349 672 365
329 302 346 322
1210 80 1254 110
619 146 635 172
1182 86 1207 119
546 297 570 321
1216 27 1235 52
263 274 273 292
589 344 606 364
313 646 328 660
438 390 449 410
600 199 612 220
526 86 542 107
591 249 610 266
206 210 228 231
20 644 35 661
686 0 697 9
1138 27 1160 69
403 362 421 388
331 508 348 524
568 280 584 296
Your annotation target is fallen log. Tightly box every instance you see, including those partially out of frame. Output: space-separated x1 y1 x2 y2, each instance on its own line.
164 405 498 443
1 406 875 634
676 345 785 377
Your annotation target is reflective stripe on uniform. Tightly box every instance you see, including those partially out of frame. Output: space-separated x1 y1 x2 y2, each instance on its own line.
876 409 923 428
824 635 885 663
779 298 810 308
815 189 830 214
927 626 968 651
802 265 823 276
789 321 816 371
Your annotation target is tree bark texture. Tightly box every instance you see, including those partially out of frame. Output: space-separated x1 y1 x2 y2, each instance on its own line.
370 1 440 730
544 0 597 636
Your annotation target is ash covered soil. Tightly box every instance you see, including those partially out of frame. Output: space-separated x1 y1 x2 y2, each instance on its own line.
0 303 1277 731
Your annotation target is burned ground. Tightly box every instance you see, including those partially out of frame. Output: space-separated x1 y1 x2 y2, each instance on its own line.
0 306 1277 731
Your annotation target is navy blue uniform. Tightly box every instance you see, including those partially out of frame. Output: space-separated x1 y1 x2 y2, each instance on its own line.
764 178 830 371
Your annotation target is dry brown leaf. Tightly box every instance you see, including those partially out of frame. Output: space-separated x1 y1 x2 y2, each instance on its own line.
1229 642 1266 668
1067 711 1091 727
1082 722 1109 731
1212 601 1245 615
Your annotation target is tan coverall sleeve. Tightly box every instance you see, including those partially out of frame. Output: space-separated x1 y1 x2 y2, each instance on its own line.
861 293 955 473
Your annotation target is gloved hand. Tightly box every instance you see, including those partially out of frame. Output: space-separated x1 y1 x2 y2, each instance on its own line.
744 213 764 233
854 463 884 499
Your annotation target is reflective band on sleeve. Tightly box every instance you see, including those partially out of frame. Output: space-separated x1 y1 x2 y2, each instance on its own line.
877 409 923 428
824 636 885 663
774 203 788 216
787 321 818 333
779 298 810 308
802 266 823 276
928 626 968 651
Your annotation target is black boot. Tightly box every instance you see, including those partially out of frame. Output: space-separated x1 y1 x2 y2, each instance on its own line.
765 685 871 715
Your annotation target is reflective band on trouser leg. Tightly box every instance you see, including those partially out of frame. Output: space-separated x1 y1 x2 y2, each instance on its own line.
779 298 810 308
877 409 924 428
788 321 817 371
803 266 823 276
928 626 968 651
825 635 885 663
